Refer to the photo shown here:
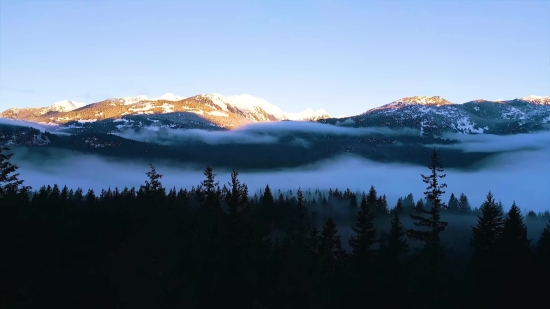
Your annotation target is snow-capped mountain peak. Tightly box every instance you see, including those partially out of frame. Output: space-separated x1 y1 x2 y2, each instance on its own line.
389 96 453 106
200 93 287 119
47 100 87 112
118 95 150 105
154 93 184 101
519 95 550 105
283 108 331 121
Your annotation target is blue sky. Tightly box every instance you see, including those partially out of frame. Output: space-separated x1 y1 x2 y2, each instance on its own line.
0 0 548 116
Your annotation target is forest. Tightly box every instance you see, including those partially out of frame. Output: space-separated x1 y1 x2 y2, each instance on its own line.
1 146 549 309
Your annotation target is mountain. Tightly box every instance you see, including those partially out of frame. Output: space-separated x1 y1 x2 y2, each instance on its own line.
2 93 549 171
0 93 331 134
321 96 550 136
2 93 550 147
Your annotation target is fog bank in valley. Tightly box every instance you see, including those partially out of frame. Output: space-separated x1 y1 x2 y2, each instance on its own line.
11 144 550 213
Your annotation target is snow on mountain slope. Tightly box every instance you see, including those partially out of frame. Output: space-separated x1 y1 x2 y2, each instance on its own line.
283 108 331 121
519 95 550 105
200 93 285 119
326 95 550 136
3 93 550 137
154 93 185 101
117 95 150 105
383 96 453 108
47 100 87 112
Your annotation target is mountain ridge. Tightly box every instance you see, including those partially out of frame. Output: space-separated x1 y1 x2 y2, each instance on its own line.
1 93 550 138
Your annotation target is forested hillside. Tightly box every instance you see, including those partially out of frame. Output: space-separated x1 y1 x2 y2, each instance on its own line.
1 147 549 309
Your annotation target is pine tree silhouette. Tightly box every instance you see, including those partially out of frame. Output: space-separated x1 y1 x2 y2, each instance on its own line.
385 212 410 262
469 191 504 307
379 211 410 306
470 191 504 260
227 169 250 216
141 164 165 198
0 146 30 198
404 149 449 307
391 197 404 214
366 185 378 213
458 193 471 213
406 148 448 261
349 194 378 262
414 198 425 212
447 193 458 212
497 201 533 305
319 217 346 273
500 202 531 259
536 219 550 262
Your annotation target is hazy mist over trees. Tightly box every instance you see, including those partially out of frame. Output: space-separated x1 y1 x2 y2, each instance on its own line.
1 146 549 308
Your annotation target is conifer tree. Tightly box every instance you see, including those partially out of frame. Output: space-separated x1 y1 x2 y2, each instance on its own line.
403 193 415 211
141 164 165 198
406 148 448 262
227 169 250 216
414 199 425 212
378 211 410 306
319 217 346 273
0 146 30 198
391 197 404 214
306 224 321 259
348 193 358 211
199 165 221 211
366 185 378 212
536 219 550 262
376 195 389 215
260 184 274 206
458 193 471 213
447 193 458 212
470 191 504 261
349 194 377 262
385 212 409 261
285 188 309 250
499 202 531 258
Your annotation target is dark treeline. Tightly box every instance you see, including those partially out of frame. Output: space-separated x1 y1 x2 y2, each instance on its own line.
1 146 550 309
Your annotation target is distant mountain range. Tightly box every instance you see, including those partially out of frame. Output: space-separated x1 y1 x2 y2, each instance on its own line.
1 93 549 137
1 93 549 171
0 93 331 131
322 95 550 136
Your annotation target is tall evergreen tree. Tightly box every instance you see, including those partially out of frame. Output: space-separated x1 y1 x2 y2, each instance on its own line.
226 169 250 216
366 186 378 212
391 197 404 214
447 193 458 212
318 217 346 273
536 219 550 262
414 198 425 212
198 165 221 211
141 164 165 198
468 191 505 306
384 212 409 262
348 193 358 211
499 202 531 259
0 146 30 198
457 193 471 213
403 193 415 212
470 191 504 260
260 184 274 206
406 148 448 261
349 194 378 262
378 212 410 306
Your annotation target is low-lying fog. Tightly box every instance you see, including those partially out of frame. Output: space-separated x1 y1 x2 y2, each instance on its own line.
11 143 550 213
3 119 549 213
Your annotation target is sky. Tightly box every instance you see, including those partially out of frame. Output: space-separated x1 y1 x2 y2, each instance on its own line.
1 0 548 116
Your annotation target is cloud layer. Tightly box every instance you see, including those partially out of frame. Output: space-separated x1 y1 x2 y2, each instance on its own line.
116 121 421 146
10 144 550 213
